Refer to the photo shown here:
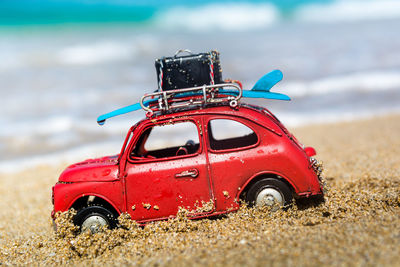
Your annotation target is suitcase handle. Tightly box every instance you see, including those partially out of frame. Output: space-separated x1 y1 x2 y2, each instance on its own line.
174 49 193 57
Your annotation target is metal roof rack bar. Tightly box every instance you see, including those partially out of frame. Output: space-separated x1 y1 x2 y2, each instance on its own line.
140 83 242 115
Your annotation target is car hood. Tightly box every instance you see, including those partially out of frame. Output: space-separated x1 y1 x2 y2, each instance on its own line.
58 155 119 183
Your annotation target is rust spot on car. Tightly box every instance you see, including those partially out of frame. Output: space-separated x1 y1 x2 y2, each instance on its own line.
142 203 151 210
223 191 230 199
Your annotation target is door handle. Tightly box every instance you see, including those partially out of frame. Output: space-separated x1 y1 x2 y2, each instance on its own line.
175 169 199 178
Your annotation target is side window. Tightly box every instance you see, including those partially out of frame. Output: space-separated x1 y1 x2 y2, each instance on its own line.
131 121 200 160
208 119 258 151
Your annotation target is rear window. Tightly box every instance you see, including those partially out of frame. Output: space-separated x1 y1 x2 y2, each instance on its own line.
208 119 258 151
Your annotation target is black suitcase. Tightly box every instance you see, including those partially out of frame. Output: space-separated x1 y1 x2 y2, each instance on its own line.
155 50 223 91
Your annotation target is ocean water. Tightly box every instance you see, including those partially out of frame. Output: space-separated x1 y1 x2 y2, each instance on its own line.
1 0 400 172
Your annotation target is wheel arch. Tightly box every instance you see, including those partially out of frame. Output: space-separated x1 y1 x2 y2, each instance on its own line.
69 194 121 218
237 171 298 202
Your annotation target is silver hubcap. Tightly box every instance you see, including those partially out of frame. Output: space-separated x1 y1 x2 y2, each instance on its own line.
81 215 108 233
256 188 284 209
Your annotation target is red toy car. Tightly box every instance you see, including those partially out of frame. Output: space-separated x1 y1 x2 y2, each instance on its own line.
52 93 323 232
52 51 323 232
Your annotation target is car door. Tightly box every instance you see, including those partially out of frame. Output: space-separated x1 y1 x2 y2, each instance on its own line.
204 115 261 212
124 117 214 222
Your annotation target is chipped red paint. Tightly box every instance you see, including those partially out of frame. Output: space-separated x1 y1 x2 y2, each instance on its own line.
52 104 323 223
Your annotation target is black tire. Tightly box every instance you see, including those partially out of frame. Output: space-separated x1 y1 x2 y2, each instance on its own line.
246 178 293 208
73 205 117 233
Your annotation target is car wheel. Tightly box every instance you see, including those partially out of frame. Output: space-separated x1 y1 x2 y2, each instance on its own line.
246 178 293 209
73 205 117 233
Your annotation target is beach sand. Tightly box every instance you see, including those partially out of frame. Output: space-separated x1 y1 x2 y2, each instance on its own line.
0 114 399 266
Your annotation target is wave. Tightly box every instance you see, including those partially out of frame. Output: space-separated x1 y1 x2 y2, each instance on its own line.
153 2 280 31
0 115 127 139
281 70 400 98
277 107 400 128
57 41 135 65
0 141 122 174
295 0 400 23
139 0 400 31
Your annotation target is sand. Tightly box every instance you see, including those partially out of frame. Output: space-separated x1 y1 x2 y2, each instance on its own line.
0 114 399 266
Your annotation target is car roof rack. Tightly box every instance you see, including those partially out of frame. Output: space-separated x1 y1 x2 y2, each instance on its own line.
140 83 242 117
97 70 291 125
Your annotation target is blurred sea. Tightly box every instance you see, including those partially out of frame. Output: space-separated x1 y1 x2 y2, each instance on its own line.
1 0 400 172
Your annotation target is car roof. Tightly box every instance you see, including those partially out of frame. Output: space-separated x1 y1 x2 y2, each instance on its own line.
131 102 285 136
150 103 265 121
125 102 288 146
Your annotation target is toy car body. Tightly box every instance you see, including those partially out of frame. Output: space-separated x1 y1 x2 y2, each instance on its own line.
52 103 323 232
